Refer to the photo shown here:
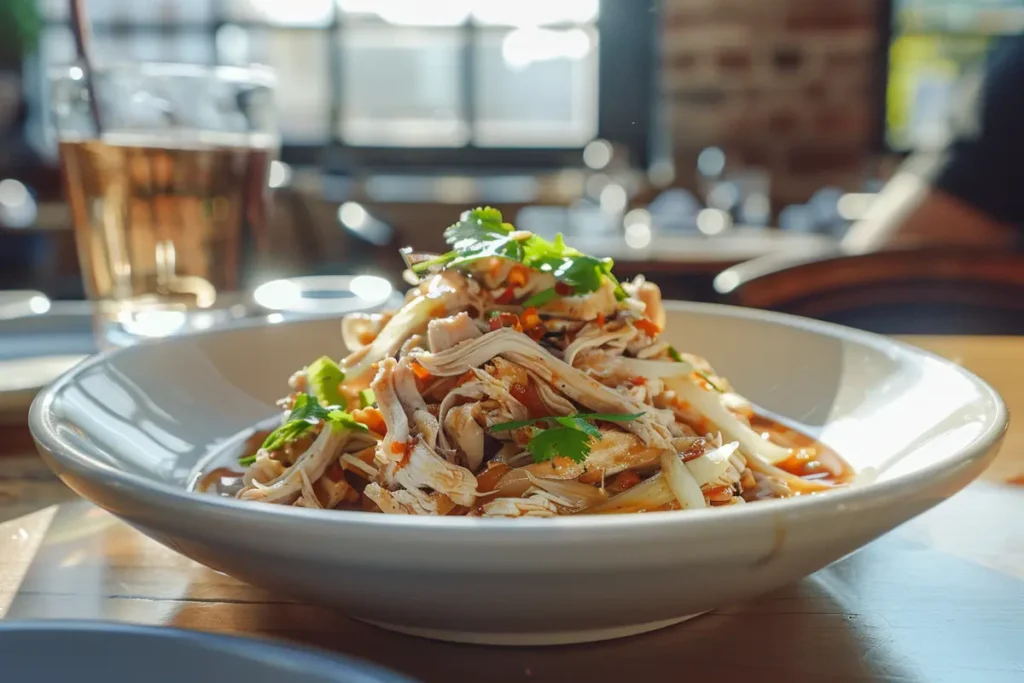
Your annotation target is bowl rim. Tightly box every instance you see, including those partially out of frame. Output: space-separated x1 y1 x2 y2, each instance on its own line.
29 301 1009 536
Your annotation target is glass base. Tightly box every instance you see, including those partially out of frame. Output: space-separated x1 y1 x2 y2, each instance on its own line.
93 299 250 349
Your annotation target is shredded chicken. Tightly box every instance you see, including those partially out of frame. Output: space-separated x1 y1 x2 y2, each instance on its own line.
536 279 619 321
479 493 560 518
444 403 486 470
414 329 674 449
341 312 392 352
239 424 353 505
220 207 851 518
563 322 636 366
634 278 665 330
428 312 482 353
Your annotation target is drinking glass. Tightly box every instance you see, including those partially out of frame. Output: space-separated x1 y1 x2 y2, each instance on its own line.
50 63 278 346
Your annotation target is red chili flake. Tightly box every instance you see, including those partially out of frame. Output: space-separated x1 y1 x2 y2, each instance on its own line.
495 287 517 305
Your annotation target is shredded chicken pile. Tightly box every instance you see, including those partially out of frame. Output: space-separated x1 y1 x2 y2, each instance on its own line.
232 213 843 517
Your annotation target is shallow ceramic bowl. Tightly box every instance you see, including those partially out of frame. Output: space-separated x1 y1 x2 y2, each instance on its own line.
30 304 1007 645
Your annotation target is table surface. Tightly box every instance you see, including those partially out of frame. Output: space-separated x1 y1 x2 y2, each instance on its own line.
1 336 1022 683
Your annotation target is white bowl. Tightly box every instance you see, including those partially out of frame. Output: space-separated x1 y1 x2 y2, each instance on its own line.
30 303 1007 645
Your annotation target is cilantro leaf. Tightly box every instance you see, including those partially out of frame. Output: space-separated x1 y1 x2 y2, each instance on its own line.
521 287 557 308
521 233 607 295
326 409 369 432
491 412 643 432
604 269 628 301
581 412 646 422
443 207 511 247
521 231 572 259
443 237 525 272
553 415 601 438
526 427 593 464
420 208 525 273
288 393 333 423
256 395 364 455
240 395 368 465
260 419 314 453
490 412 644 464
550 255 608 294
409 207 625 298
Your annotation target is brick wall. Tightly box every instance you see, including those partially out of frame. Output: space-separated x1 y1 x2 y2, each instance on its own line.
660 0 885 206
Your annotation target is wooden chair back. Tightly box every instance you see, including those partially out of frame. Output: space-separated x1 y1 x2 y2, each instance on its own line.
714 248 1024 334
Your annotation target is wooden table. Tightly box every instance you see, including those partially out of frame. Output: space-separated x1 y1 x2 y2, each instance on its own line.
1 337 1023 682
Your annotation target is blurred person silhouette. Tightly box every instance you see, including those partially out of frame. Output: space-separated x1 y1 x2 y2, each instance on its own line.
844 36 1024 252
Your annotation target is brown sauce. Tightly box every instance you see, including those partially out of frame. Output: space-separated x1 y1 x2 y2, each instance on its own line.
196 412 854 509
749 414 855 486
510 380 550 419
192 427 273 497
242 428 274 455
196 467 246 496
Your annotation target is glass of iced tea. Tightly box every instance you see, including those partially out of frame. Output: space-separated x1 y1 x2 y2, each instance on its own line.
50 63 278 347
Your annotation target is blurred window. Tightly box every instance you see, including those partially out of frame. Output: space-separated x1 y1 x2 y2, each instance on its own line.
32 0 652 168
473 26 599 147
339 25 468 147
885 0 1024 152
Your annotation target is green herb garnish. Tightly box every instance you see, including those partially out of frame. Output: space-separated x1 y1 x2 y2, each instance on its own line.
524 427 593 465
491 412 644 464
359 388 376 408
286 392 333 422
698 371 724 393
668 345 724 392
412 208 523 273
412 208 626 300
240 395 367 464
521 287 558 308
325 409 370 433
307 356 346 409
521 233 621 297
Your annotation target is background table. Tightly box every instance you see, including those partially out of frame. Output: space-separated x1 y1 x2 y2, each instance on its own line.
1 337 1022 682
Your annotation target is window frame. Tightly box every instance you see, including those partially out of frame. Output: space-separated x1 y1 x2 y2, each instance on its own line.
34 0 658 171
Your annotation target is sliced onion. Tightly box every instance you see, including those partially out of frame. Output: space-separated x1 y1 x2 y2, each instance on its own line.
660 452 706 510
341 313 387 353
340 453 378 478
344 291 457 381
620 358 792 466
587 473 674 514
721 392 753 418
664 375 793 465
685 441 739 488
743 450 833 495
619 357 698 378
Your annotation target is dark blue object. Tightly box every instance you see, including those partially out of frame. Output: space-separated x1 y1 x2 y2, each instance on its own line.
0 621 418 683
